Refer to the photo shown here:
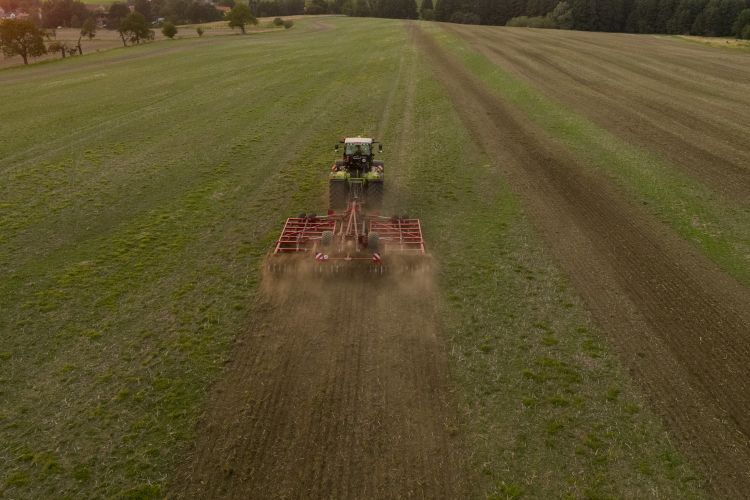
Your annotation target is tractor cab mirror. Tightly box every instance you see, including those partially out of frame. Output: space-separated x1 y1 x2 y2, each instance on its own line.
378 144 383 153
334 144 339 152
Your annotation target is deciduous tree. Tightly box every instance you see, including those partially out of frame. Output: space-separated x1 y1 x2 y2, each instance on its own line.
0 18 47 64
161 20 177 37
550 1 573 27
692 0 746 35
80 15 96 39
41 0 89 28
107 2 130 30
434 0 457 21
227 3 256 33
118 11 153 45
304 0 327 13
352 0 371 16
667 0 708 33
732 7 750 36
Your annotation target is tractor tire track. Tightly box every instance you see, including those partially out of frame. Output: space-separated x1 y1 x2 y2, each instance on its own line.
415 25 750 498
171 273 465 499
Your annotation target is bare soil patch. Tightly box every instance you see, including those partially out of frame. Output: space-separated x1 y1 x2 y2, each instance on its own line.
415 25 750 498
171 268 466 498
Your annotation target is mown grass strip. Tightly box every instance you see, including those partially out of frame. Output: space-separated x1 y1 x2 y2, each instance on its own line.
424 23 750 287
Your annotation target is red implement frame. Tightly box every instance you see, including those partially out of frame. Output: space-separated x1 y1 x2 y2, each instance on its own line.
273 216 337 254
370 218 425 255
272 202 426 261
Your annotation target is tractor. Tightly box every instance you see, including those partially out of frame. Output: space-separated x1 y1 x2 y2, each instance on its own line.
268 137 428 274
329 137 384 211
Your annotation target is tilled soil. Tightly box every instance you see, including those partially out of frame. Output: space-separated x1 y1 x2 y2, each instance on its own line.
171 270 465 499
414 25 750 498
444 25 750 203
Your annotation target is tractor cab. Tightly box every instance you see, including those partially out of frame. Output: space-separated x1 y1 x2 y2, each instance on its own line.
335 137 383 173
329 136 385 210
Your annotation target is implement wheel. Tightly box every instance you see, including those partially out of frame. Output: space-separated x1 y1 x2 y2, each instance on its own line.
329 180 348 211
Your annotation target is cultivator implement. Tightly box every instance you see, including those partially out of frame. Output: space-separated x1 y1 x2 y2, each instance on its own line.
268 201 428 275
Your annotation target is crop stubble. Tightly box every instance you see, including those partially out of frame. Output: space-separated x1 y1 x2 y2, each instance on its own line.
171 270 465 499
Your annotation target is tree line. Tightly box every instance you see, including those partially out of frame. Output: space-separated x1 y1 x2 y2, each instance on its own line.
1 0 298 65
337 0 750 38
2 0 347 27
429 0 750 38
0 11 152 64
5 0 749 37
339 0 417 18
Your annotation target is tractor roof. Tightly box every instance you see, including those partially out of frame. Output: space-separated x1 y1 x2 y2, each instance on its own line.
344 137 373 144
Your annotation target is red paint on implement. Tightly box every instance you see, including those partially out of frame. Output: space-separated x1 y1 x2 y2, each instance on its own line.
272 201 426 264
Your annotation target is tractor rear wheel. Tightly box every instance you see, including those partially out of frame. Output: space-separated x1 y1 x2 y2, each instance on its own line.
368 181 383 210
329 180 348 211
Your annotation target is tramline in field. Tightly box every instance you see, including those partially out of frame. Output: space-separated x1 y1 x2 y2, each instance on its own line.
269 137 428 273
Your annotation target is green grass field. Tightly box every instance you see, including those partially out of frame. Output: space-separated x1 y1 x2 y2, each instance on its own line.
1 17 705 498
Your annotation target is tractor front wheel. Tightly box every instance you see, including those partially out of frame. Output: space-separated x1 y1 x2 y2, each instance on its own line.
329 180 348 211
367 181 383 210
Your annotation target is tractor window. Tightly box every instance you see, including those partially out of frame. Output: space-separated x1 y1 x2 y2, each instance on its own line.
345 143 370 155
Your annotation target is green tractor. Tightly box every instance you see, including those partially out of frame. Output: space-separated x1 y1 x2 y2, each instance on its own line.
329 137 384 211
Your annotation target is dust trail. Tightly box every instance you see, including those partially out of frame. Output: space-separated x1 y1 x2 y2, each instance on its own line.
171 262 465 499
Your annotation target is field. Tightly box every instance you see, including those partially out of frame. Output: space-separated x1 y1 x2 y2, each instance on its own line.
1 16 749 499
0 19 292 69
